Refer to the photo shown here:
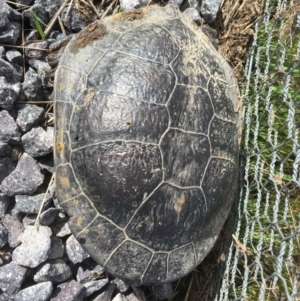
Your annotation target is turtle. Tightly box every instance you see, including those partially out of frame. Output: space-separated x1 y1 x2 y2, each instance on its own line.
54 4 242 286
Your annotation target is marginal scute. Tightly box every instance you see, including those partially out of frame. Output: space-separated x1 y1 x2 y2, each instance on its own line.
54 66 86 103
76 215 126 265
167 244 196 282
60 194 97 231
56 164 82 201
142 253 168 285
105 240 152 285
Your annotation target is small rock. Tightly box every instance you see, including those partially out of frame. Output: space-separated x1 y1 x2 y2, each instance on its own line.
34 259 72 284
0 58 22 84
2 214 24 248
12 225 52 268
168 0 184 6
0 262 27 296
22 214 37 226
153 283 173 300
66 234 90 264
113 293 129 301
31 60 52 89
0 110 21 144
0 46 5 58
0 222 8 247
22 127 53 157
14 281 53 301
113 278 130 293
39 156 54 173
0 0 22 45
183 7 202 25
51 214 71 237
6 49 22 65
126 288 145 301
0 141 11 157
50 280 85 301
92 283 115 301
0 76 20 110
39 207 60 226
0 193 10 217
15 192 52 214
22 67 44 101
119 0 148 11
16 104 44 133
200 0 222 23
61 5 86 32
25 40 51 61
0 156 15 184
0 153 44 196
76 258 104 284
48 236 64 260
83 278 109 297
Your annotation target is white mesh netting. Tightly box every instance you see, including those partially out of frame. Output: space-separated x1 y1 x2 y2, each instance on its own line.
216 1 300 300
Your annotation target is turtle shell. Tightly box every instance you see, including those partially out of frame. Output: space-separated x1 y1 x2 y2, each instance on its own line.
54 5 241 285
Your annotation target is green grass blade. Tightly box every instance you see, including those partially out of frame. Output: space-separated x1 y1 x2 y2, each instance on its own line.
30 11 45 40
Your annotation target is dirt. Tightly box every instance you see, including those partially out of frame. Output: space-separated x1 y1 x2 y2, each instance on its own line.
69 23 107 54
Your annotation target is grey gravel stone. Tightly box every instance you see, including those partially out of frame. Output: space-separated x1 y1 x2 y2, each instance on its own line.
51 214 71 237
61 5 86 32
168 0 184 6
6 49 22 65
14 281 53 301
83 278 109 297
39 156 55 174
0 76 20 110
2 214 24 247
0 58 22 84
50 280 85 301
31 60 52 89
180 0 200 11
0 110 21 144
22 127 53 157
39 207 60 226
0 0 22 45
25 40 51 62
16 104 44 133
113 278 130 293
0 142 11 157
0 156 15 184
12 225 52 268
0 153 44 196
34 259 72 284
200 0 222 23
66 234 90 264
92 283 115 301
48 236 64 260
126 288 145 301
113 293 128 301
119 0 148 11
153 283 173 300
76 258 104 284
0 222 8 247
0 193 10 217
22 67 44 101
0 261 27 296
183 7 202 25
0 46 4 58
15 192 52 214
22 214 37 226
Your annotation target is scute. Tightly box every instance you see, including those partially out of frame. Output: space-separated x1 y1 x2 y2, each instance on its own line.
54 4 241 285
